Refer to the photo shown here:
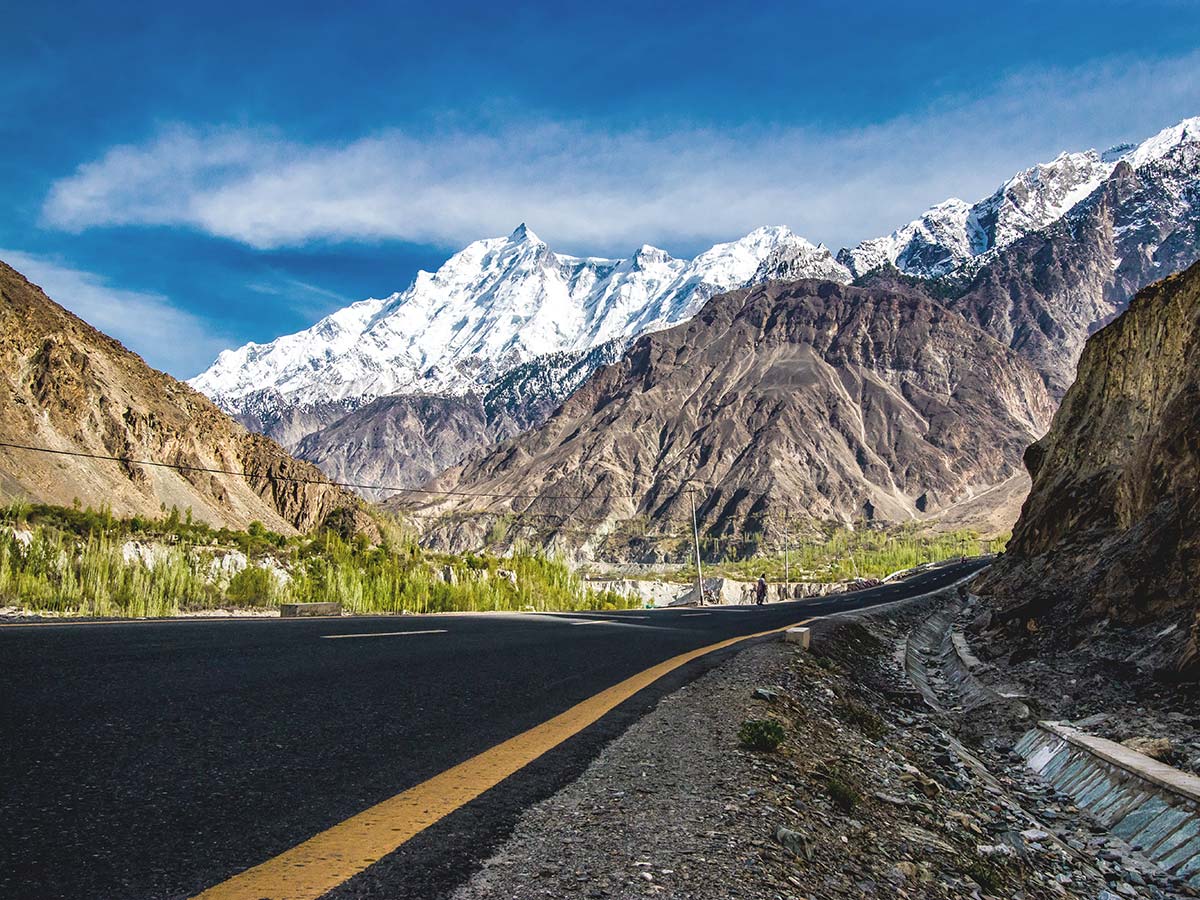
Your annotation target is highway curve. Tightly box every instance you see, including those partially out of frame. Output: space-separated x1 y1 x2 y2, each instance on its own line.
0 558 985 900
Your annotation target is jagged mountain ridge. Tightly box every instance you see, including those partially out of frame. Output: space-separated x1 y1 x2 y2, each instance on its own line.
190 115 1200 511
944 137 1200 395
415 279 1055 553
977 261 1200 678
0 260 366 534
839 117 1199 279
191 225 849 424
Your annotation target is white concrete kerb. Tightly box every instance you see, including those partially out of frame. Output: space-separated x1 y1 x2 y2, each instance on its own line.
784 627 811 649
1039 721 1200 805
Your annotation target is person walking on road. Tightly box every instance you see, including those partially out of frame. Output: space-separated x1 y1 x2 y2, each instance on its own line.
755 574 768 606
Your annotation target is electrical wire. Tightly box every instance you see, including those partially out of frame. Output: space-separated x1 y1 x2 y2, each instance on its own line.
0 440 601 502
0 439 718 541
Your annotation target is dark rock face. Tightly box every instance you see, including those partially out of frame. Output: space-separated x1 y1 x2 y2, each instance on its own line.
420 279 1054 545
0 261 366 534
481 339 627 433
978 262 1200 678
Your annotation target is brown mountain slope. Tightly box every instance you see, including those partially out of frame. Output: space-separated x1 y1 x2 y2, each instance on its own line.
414 279 1055 550
293 342 626 500
0 261 365 534
295 394 500 501
977 261 1200 678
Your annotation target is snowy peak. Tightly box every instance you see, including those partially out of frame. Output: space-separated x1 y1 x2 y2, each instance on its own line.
509 222 537 242
839 151 1113 279
840 115 1200 278
190 224 847 414
976 149 1115 251
1126 116 1200 168
837 199 975 279
631 244 674 269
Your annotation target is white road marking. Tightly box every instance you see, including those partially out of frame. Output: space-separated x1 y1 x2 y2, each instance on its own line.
321 630 449 640
570 620 611 626
680 612 712 617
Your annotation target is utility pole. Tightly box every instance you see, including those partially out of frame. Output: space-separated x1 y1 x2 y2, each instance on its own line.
784 509 791 600
690 491 704 605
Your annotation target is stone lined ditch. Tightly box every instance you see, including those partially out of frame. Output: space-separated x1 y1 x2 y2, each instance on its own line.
1017 723 1200 890
910 595 1200 898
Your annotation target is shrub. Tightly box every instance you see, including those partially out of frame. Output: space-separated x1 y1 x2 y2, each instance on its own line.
226 565 280 607
837 699 887 739
825 775 861 812
738 718 786 751
811 653 838 671
964 860 1005 894
485 516 511 546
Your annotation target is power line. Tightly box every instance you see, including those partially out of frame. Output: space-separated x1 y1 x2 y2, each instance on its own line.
0 440 600 502
0 439 717 540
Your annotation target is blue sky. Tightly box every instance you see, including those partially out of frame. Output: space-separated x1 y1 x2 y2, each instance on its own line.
5 0 1200 378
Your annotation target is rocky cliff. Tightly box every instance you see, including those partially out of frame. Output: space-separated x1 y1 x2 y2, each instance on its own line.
416 279 1055 553
0 261 367 534
978 262 1200 678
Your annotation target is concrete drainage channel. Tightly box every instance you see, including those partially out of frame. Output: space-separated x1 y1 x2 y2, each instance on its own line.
903 599 1029 720
1017 723 1200 890
904 598 1200 896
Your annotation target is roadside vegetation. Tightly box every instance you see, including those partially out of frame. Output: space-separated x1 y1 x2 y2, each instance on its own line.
0 502 635 618
738 718 786 751
675 525 1006 584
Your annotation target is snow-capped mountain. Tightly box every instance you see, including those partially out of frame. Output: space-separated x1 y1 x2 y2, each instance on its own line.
941 122 1200 397
192 117 1200 426
839 117 1200 278
189 114 1200 505
191 225 848 417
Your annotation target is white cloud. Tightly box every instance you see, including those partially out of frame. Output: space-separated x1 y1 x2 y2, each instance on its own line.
41 51 1200 255
0 250 232 378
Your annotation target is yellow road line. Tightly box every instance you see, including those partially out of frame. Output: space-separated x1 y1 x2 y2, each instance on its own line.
192 616 817 900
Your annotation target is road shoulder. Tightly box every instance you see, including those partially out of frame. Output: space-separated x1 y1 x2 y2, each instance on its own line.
454 613 1112 899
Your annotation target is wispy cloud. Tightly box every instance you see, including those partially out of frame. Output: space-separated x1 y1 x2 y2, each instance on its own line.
41 51 1200 255
0 249 232 378
245 275 353 318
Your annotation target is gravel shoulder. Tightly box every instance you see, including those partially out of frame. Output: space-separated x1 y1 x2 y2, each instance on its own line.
454 608 1118 900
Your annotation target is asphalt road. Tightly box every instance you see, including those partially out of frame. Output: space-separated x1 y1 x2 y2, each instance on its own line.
0 558 986 900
